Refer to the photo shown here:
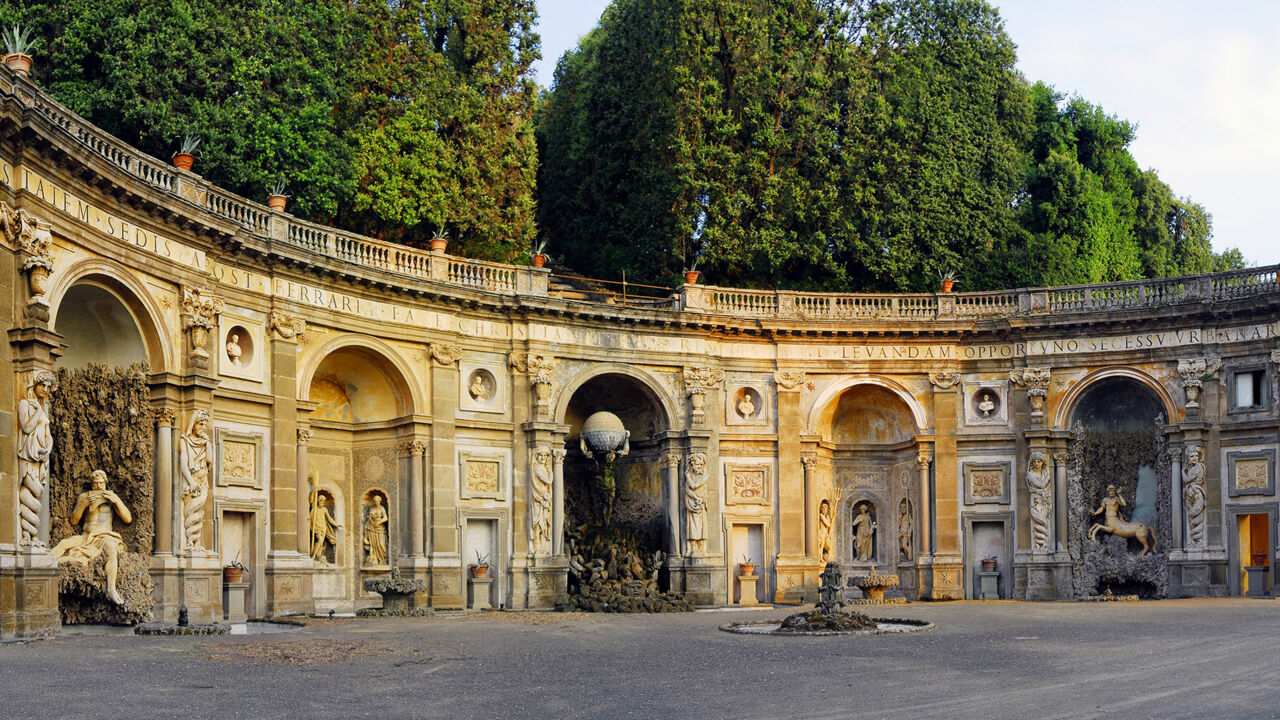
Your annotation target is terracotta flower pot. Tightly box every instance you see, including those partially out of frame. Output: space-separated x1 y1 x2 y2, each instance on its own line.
429 237 448 254
981 560 997 572
738 563 756 576
267 194 288 212
172 152 195 172
532 253 547 268
684 270 700 285
470 564 489 579
3 52 32 79
940 279 955 293
223 567 245 583
1251 553 1268 567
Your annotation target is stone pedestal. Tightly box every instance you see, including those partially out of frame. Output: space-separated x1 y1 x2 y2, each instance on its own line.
150 554 223 623
468 576 493 610
683 558 726 606
1 550 61 640
222 581 249 623
430 557 465 611
1024 557 1059 600
1244 566 1270 597
263 552 314 617
772 556 822 604
736 574 759 606
930 555 964 600
978 571 1000 600
525 558 568 609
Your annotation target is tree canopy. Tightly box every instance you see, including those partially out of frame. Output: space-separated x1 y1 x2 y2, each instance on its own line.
537 0 1245 290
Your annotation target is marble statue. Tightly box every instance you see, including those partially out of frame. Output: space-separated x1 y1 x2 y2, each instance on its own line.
310 489 342 563
1089 484 1157 555
817 498 833 561
17 370 56 546
469 373 487 400
737 393 755 418
52 470 133 605
1183 445 1207 548
684 453 707 556
226 333 242 367
362 495 388 566
530 446 553 554
898 498 913 561
852 502 875 562
178 409 212 553
1027 451 1053 550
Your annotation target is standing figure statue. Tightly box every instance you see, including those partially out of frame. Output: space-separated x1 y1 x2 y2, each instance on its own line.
529 446 553 554
178 409 212 553
851 502 876 562
898 498 914 561
362 495 388 566
1089 484 1158 555
1026 451 1053 550
52 470 132 605
1183 446 1207 548
684 453 707 556
310 488 342 563
17 370 56 546
817 498 833 561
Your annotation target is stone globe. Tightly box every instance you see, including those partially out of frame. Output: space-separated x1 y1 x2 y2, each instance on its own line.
580 411 628 455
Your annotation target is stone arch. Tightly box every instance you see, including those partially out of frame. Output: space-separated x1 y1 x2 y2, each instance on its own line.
1054 367 1178 430
49 258 172 372
806 376 929 436
554 363 678 433
298 335 423 421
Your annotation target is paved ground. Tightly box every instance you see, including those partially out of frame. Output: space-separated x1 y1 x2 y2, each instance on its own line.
4 598 1280 719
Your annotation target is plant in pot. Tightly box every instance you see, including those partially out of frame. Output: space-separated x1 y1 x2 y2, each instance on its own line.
981 556 997 572
470 550 490 578
223 554 248 583
683 258 700 285
531 237 549 268
266 180 290 212
937 269 958 293
429 225 449 254
737 554 756 576
172 133 201 172
2 24 38 78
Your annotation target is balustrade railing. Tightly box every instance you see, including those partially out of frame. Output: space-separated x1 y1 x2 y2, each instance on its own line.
5 67 1278 321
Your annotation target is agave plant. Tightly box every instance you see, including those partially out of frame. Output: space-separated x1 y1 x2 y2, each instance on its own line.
177 133 201 156
3 25 38 56
267 180 290 198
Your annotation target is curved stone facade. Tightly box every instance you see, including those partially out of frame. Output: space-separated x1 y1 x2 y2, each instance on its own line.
2 68 1279 637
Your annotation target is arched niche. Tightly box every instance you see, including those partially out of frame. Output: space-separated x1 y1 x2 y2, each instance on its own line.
306 346 415 423
820 384 917 445
53 281 150 370
1068 375 1168 432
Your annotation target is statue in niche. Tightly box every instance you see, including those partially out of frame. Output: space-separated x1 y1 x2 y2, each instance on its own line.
898 498 913 561
17 370 56 546
817 498 833 561
684 453 707 556
179 409 212 553
225 333 242 367
1089 484 1158 555
1027 451 1053 550
530 446 553 554
362 494 388 566
851 502 876 562
310 488 342 563
1183 445 1207 548
52 470 133 605
737 391 755 418
469 372 488 400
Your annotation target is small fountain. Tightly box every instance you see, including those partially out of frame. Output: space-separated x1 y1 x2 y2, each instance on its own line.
579 411 630 524
721 562 933 636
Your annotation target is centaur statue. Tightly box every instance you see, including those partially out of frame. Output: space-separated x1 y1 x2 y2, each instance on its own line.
1089 484 1157 555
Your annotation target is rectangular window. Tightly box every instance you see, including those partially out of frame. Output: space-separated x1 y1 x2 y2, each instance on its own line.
1235 370 1266 409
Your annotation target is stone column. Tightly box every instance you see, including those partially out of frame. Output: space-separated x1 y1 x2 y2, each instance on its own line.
916 451 933 560
407 440 427 558
801 456 817 558
295 429 311 556
1053 452 1069 552
661 453 682 555
552 448 567 556
154 408 176 554
1169 445 1184 552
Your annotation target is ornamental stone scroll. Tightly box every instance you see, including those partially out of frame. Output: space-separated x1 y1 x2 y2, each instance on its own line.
429 343 463 366
928 371 960 390
269 311 307 342
773 371 805 391
181 285 224 371
2 203 55 321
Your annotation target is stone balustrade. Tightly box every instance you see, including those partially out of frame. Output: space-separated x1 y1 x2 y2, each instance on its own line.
3 67 1275 318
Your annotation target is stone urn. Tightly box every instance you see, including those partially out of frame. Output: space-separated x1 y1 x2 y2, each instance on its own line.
27 264 50 296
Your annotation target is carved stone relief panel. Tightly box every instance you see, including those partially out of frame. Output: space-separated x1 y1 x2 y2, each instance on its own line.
459 449 506 500
215 428 266 489
963 461 1011 505
835 465 888 492
724 463 771 505
1226 448 1275 497
962 380 1009 427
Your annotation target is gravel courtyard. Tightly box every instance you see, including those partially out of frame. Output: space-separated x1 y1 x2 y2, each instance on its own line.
4 598 1279 719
